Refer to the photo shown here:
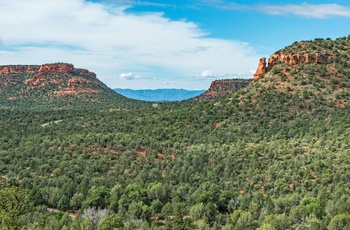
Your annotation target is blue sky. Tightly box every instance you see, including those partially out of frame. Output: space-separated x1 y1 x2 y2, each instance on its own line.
0 0 349 89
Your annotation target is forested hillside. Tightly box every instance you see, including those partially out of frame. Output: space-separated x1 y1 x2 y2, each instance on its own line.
1 36 350 229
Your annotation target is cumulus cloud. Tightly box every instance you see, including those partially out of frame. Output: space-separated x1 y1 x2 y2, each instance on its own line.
197 69 254 80
0 0 259 89
119 72 140 80
200 70 216 78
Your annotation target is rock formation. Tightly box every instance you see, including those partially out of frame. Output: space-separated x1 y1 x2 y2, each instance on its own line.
253 58 267 80
0 62 131 109
195 79 252 101
268 53 328 68
253 52 329 80
0 65 39 74
22 63 96 85
0 63 96 82
0 63 100 93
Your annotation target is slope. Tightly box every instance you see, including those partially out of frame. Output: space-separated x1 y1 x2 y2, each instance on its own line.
251 36 350 109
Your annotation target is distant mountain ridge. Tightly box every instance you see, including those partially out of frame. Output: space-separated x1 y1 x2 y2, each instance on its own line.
114 88 205 101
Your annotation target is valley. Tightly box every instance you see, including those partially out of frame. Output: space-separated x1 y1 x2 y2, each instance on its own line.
1 36 350 229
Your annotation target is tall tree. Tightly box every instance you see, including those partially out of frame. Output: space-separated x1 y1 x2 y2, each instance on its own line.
0 187 35 229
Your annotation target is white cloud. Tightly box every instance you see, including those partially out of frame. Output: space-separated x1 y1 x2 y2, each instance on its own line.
113 0 172 7
197 69 254 81
0 0 259 89
203 1 350 19
200 70 216 78
260 3 350 19
119 72 140 80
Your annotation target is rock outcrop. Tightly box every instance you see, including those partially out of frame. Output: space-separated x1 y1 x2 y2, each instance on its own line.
0 63 100 93
38 63 74 75
23 63 96 85
0 63 96 84
54 77 101 96
0 62 132 109
0 65 39 74
253 52 329 80
195 79 252 101
253 58 267 80
268 53 328 68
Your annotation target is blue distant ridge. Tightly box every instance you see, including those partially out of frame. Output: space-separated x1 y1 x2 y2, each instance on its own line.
114 88 205 102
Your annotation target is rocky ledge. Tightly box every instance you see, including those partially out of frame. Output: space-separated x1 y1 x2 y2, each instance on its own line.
253 52 329 80
0 63 96 85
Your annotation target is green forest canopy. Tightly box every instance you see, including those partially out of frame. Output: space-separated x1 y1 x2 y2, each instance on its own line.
1 36 350 229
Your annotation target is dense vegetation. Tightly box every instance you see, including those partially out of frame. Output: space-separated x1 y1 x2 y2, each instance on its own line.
1 36 350 229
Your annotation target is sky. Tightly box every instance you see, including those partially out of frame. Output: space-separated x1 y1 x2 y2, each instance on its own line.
0 0 350 90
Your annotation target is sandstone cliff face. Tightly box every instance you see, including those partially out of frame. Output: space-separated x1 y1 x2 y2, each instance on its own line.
25 63 96 85
54 77 101 96
0 63 99 93
268 53 328 68
0 63 96 79
0 65 39 74
0 62 127 108
253 52 329 80
253 58 267 80
38 63 74 74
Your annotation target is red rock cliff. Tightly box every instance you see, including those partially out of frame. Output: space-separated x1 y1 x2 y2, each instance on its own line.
0 65 39 74
253 52 329 80
34 63 96 82
0 62 115 104
268 53 327 68
253 58 267 80
0 63 96 85
0 63 96 79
